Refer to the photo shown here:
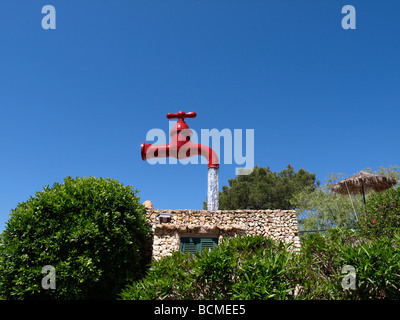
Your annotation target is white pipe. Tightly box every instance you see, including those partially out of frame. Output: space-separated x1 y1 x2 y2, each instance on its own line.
207 167 219 211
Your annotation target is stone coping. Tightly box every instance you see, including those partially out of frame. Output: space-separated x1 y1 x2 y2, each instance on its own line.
153 223 247 233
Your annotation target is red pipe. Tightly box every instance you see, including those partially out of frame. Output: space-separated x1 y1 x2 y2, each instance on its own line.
141 111 219 169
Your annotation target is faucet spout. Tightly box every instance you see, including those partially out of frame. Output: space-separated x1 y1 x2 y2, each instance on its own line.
141 142 169 161
141 139 219 168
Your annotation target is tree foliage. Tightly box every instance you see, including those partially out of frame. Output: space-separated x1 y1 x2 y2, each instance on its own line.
212 164 319 210
292 166 399 232
359 185 400 239
291 173 363 231
0 177 152 300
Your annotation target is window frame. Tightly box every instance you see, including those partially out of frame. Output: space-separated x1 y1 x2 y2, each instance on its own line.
180 236 218 254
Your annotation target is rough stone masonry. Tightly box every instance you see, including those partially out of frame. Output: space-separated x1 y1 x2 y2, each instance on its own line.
143 201 301 260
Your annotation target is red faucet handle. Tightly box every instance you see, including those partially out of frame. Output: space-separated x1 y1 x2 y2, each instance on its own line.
166 111 197 120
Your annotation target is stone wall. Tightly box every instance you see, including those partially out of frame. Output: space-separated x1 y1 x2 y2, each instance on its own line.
145 204 300 260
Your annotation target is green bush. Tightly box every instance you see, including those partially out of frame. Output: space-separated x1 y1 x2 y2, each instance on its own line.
0 177 152 300
121 229 400 300
120 251 197 300
121 235 298 300
359 187 400 239
298 228 400 299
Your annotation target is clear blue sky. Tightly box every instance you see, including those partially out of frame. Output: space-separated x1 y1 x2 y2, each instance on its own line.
1 1 399 232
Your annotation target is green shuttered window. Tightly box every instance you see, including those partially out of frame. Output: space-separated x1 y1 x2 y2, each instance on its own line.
180 237 218 254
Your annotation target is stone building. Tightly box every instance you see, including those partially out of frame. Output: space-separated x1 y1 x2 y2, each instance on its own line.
143 201 300 260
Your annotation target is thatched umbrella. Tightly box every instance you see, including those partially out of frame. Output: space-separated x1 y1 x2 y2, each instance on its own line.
331 170 397 204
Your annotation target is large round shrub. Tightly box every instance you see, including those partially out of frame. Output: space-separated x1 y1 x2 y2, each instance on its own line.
359 187 400 239
0 177 152 299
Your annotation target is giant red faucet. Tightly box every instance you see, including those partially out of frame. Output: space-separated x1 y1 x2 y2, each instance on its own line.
141 111 219 168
